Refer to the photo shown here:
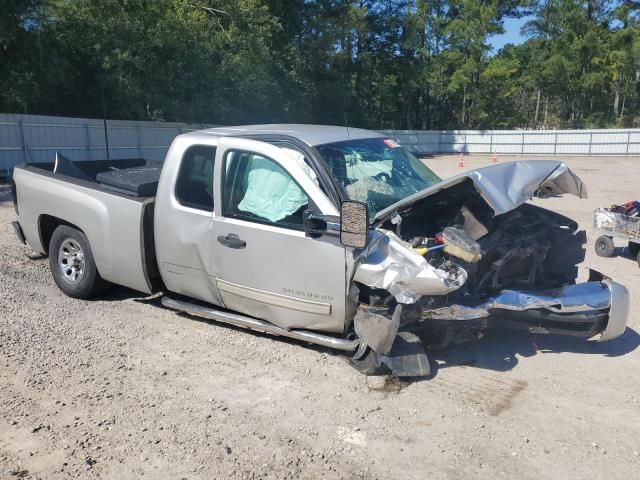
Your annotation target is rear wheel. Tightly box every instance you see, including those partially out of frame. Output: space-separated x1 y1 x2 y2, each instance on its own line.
595 235 615 257
48 225 109 299
628 241 640 258
636 250 640 268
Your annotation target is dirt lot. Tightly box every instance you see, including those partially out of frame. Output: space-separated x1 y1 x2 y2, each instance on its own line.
1 155 639 480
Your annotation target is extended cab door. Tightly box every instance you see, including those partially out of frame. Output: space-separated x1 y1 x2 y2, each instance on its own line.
210 137 346 333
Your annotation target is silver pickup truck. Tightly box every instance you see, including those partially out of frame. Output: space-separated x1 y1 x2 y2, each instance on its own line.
11 124 629 377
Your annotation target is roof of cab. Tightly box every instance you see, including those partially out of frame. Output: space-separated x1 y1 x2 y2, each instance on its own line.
192 124 383 147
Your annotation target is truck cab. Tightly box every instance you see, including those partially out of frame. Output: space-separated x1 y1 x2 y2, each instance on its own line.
154 130 354 334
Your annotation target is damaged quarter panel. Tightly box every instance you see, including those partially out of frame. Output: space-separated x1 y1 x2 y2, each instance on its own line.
352 229 467 304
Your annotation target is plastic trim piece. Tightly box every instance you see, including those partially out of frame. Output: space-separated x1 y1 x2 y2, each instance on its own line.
12 221 26 245
598 280 630 341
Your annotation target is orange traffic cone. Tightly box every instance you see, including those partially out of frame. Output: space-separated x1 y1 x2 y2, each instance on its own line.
491 152 497 163
458 152 464 168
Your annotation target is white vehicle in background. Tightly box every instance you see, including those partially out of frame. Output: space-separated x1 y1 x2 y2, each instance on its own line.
10 124 629 377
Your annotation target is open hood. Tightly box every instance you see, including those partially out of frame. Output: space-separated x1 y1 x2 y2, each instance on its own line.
373 160 586 223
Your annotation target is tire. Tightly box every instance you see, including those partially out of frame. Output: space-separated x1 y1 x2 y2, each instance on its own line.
629 241 640 257
347 346 388 376
637 250 640 268
595 235 615 257
48 225 109 299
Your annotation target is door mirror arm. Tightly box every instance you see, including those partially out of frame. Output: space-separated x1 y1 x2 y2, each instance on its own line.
303 210 339 238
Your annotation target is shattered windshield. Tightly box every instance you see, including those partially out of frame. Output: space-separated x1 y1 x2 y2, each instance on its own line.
316 138 441 216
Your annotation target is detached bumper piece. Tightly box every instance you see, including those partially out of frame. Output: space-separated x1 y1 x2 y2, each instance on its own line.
424 274 629 341
491 281 626 339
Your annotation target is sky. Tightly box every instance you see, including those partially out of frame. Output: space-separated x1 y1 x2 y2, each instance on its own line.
488 15 534 52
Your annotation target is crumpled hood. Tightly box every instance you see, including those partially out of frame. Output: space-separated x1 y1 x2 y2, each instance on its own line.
374 160 586 223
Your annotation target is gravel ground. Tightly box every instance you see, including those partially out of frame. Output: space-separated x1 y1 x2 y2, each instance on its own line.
1 155 639 479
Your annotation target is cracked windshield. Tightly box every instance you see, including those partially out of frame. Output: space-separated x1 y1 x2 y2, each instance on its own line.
316 138 441 217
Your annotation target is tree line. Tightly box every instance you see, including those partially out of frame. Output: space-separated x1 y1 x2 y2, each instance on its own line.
1 1 639 130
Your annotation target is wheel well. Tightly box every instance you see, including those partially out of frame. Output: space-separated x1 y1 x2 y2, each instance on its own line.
39 215 83 255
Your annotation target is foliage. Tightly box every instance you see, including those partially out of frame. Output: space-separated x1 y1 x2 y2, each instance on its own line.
1 0 639 128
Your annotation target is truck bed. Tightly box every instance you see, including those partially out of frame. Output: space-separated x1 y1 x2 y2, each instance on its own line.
12 158 161 294
30 155 162 197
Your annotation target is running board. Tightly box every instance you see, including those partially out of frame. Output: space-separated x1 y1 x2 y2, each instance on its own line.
161 296 359 352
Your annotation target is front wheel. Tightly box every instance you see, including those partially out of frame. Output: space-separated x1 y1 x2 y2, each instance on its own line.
48 225 109 299
347 343 387 376
595 235 615 257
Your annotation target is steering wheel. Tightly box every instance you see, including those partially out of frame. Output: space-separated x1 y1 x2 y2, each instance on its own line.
373 172 391 183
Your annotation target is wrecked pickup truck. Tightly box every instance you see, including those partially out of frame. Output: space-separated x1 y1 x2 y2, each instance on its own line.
10 124 629 377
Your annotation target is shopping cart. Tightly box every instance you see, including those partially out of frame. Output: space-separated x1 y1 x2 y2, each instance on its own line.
593 207 640 265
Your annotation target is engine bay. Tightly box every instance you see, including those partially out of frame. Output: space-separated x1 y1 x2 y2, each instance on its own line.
377 178 586 301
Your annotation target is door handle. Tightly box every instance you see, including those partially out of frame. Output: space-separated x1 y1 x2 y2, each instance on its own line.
217 233 246 249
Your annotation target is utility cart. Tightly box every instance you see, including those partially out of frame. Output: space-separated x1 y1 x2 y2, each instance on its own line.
593 207 640 265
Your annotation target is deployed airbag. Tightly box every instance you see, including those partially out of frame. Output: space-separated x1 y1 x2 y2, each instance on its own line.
238 155 308 222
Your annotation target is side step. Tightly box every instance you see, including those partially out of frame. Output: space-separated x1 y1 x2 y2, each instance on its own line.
161 296 360 352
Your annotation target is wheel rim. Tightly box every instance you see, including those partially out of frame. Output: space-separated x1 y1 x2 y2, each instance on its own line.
597 239 608 253
57 238 85 284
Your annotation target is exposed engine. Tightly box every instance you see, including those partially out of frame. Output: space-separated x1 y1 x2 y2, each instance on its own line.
384 177 586 299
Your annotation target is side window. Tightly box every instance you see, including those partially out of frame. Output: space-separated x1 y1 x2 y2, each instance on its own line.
222 151 309 229
175 146 215 212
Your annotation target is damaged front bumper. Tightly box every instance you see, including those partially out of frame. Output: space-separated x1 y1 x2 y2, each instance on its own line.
353 272 629 376
423 272 629 341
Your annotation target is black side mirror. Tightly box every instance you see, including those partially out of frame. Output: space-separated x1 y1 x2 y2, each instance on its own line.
340 201 369 248
303 209 328 237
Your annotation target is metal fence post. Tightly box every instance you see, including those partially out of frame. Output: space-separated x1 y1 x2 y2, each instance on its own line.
489 131 493 156
18 119 28 163
103 117 110 160
626 130 631 156
136 125 143 158
553 131 558 156
588 131 593 156
521 132 525 155
85 123 93 160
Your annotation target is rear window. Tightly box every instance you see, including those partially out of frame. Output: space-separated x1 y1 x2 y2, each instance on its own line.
175 146 216 212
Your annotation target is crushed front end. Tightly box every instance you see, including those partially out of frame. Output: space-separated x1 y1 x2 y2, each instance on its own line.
348 161 630 377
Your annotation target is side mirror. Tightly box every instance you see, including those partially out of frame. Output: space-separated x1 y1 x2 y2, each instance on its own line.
340 201 369 248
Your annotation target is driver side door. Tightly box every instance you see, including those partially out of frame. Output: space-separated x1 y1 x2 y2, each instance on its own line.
209 137 347 333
